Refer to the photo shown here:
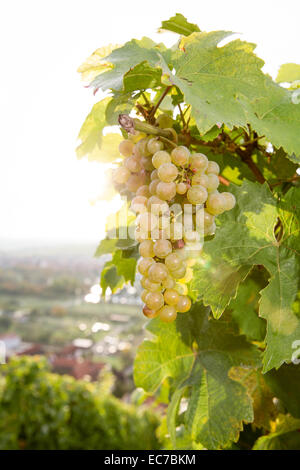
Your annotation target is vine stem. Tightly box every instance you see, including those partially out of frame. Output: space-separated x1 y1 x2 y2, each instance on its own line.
149 86 172 121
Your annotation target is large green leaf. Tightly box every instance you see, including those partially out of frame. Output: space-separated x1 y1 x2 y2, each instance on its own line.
190 181 300 372
162 32 300 157
159 13 200 36
134 306 260 449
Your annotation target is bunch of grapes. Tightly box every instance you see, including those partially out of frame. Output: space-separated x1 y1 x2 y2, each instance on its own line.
112 118 236 323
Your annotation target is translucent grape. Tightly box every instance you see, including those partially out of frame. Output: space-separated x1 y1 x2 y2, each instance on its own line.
189 153 208 172
156 113 174 129
147 262 168 283
150 169 159 181
119 139 134 157
147 137 164 154
152 151 171 169
171 146 190 166
141 289 149 303
176 295 192 313
130 196 148 213
127 174 145 192
165 252 181 271
162 275 175 289
136 185 151 198
149 179 160 195
134 228 149 243
222 192 236 211
183 230 201 244
153 239 172 258
124 156 141 173
147 196 169 215
187 185 208 204
176 182 188 194
164 288 180 306
139 240 154 258
143 305 159 319
137 212 159 232
192 173 209 187
195 209 215 229
206 161 220 175
156 181 176 201
141 156 154 171
171 265 187 279
145 291 164 311
158 305 177 323
206 192 226 215
113 167 131 184
170 222 184 241
143 278 162 292
158 163 178 183
136 138 151 157
137 257 155 275
206 174 220 192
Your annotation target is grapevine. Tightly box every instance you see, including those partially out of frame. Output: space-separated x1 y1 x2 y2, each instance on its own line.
77 13 300 450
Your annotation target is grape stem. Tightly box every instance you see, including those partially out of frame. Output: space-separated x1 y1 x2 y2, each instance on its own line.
118 114 175 140
148 86 173 121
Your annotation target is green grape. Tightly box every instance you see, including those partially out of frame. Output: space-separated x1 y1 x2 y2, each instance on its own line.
136 137 151 157
195 208 215 229
147 137 164 154
176 295 192 313
141 289 149 303
192 173 208 187
137 257 155 275
158 163 178 183
206 192 226 215
204 221 216 235
156 113 174 129
149 179 160 195
206 161 220 175
147 196 169 215
143 305 159 319
144 277 162 292
137 212 159 232
145 291 164 311
156 181 176 201
147 262 168 283
187 185 208 204
189 153 208 172
124 156 141 173
171 146 190 166
206 174 220 192
127 174 145 192
136 185 151 198
130 196 148 213
113 166 131 184
139 240 154 257
150 169 159 181
152 151 171 169
158 305 177 323
222 192 236 211
141 156 154 171
165 252 181 271
164 288 180 306
119 139 134 157
162 275 175 289
176 182 188 194
153 239 172 258
171 264 187 280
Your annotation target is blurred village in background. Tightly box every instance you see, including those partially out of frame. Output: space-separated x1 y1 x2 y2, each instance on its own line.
0 241 145 398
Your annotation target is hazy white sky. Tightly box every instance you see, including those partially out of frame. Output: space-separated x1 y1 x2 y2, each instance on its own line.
0 0 299 244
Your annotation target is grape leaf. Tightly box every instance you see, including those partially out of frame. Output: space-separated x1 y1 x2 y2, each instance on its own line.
134 306 261 449
91 38 170 92
265 364 300 418
163 32 300 157
77 45 116 82
100 263 123 294
112 250 137 285
76 98 122 162
229 367 277 430
229 278 266 342
160 13 200 36
253 414 300 450
94 238 117 257
276 63 300 84
190 181 300 372
123 62 162 92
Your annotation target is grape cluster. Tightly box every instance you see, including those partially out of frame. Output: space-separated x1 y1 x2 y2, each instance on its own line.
112 120 236 323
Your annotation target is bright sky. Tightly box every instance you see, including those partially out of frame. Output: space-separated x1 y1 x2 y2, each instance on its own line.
0 0 299 244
